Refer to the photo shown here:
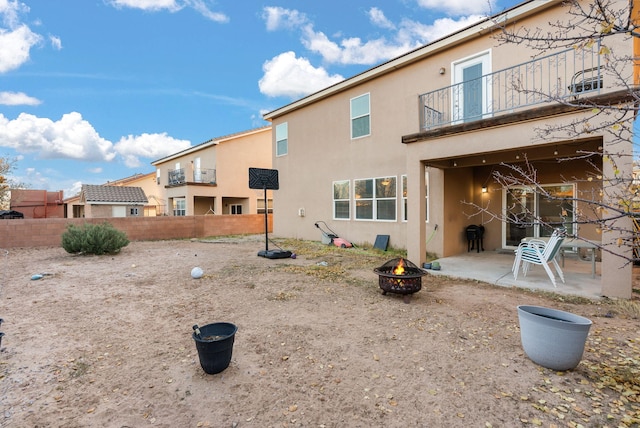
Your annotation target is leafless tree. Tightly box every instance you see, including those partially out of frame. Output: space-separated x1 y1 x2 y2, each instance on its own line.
473 0 639 263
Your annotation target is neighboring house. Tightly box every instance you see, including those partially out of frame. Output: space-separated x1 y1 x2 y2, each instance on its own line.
77 184 148 218
65 173 162 217
10 189 65 218
151 126 272 216
264 0 636 298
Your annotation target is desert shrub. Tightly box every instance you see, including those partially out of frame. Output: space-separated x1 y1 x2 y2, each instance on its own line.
61 222 129 255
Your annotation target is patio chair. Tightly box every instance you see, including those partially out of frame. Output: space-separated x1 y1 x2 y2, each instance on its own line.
512 229 566 287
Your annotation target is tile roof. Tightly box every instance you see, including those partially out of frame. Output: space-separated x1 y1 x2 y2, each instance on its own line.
81 184 148 204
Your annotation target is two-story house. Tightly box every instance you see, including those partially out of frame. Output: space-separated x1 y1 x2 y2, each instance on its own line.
264 0 637 298
152 126 272 216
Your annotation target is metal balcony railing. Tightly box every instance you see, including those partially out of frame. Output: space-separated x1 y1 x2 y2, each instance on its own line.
418 42 603 131
167 168 216 185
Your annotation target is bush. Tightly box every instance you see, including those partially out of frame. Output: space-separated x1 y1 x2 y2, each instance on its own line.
61 222 129 255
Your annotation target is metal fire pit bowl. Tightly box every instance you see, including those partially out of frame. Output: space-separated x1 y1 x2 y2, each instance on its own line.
373 257 427 303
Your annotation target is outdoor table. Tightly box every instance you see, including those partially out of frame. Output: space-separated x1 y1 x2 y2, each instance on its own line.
521 237 599 278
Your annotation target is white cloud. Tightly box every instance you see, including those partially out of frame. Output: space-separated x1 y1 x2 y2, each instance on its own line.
114 132 191 168
258 51 344 99
49 35 61 50
263 6 307 31
0 112 116 161
0 0 28 27
301 24 418 65
0 1 42 73
108 0 229 22
0 111 193 169
0 23 41 73
0 91 41 105
263 6 484 68
187 0 228 23
108 0 182 11
397 15 487 44
416 0 495 16
368 7 395 30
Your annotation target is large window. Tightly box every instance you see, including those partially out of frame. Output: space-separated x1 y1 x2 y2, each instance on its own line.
333 180 350 219
173 198 186 216
257 198 273 214
276 122 288 156
355 176 396 221
401 171 429 222
350 93 370 139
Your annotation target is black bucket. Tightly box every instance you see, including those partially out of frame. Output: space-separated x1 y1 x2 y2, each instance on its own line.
192 322 238 374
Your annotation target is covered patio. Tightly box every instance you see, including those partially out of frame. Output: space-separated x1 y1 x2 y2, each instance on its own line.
427 250 603 299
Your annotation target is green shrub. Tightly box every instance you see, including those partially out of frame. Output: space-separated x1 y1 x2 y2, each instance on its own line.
61 222 129 255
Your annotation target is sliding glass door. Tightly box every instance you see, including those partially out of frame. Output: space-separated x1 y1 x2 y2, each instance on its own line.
503 184 575 247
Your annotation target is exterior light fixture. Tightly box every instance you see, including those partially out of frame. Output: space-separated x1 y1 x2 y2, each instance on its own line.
481 186 488 193
439 67 446 75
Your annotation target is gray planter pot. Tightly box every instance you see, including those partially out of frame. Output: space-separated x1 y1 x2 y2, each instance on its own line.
517 305 592 371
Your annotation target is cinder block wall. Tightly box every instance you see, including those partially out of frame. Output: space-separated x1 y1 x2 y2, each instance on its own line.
0 215 273 248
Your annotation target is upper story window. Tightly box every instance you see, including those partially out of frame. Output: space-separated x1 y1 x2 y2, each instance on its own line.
350 93 370 139
276 122 288 156
354 176 396 221
333 180 350 220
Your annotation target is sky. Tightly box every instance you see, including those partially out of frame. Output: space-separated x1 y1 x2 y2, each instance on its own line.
0 0 522 198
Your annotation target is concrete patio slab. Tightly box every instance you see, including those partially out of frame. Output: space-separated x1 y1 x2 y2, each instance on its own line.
426 250 602 299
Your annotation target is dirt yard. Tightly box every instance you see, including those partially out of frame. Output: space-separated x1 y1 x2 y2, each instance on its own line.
0 236 638 428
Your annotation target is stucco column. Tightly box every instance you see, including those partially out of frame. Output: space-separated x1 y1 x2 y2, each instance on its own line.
407 158 426 265
600 130 633 299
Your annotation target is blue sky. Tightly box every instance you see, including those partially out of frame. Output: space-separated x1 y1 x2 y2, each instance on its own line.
0 0 521 198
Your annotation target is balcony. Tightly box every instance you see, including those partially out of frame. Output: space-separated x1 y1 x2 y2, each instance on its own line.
419 43 603 131
167 168 216 186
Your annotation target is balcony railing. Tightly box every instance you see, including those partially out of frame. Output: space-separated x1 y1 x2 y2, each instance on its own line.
418 42 603 131
168 168 216 185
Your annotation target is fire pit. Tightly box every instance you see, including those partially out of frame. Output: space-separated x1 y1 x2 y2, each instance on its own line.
373 257 427 303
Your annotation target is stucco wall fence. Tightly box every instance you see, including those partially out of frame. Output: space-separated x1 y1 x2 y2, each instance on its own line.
0 215 273 249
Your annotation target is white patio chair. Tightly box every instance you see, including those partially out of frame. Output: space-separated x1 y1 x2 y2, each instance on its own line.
512 229 566 287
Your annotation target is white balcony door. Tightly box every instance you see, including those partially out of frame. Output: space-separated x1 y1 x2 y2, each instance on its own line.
194 157 201 182
452 51 491 123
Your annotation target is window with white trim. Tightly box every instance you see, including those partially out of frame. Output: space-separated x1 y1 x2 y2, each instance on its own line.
173 198 186 216
402 175 407 222
333 180 350 219
276 122 288 156
231 204 242 215
257 199 273 214
355 176 396 221
350 93 370 139
425 169 430 223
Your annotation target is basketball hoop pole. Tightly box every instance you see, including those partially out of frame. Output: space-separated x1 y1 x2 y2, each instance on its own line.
263 185 268 252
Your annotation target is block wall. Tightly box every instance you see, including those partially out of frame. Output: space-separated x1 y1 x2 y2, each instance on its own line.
0 215 272 249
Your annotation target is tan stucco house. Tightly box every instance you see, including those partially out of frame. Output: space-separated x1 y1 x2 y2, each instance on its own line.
151 126 273 216
76 184 148 218
65 172 161 217
264 0 637 298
